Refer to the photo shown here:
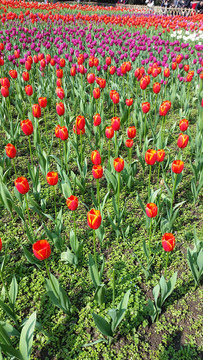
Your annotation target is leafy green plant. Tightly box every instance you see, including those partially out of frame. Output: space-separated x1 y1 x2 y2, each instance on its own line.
88 254 106 306
187 232 203 287
147 272 177 323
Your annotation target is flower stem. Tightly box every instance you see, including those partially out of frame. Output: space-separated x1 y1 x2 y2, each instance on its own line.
44 108 48 141
25 194 35 242
53 185 57 220
114 131 117 157
93 229 98 271
148 165 152 201
164 252 169 278
170 173 177 217
149 217 152 256
96 178 100 209
157 162 161 187
28 136 34 169
80 131 83 166
73 210 76 246
112 268 115 308
117 172 120 217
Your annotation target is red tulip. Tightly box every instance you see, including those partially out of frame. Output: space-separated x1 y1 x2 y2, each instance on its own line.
92 165 103 179
87 209 102 230
70 66 76 76
153 82 161 94
157 149 165 162
164 68 170 77
0 78 10 88
179 119 188 132
15 177 29 194
146 203 158 218
22 72 29 81
9 70 17 79
125 139 133 148
32 104 41 118
171 160 184 174
105 126 114 139
177 133 189 149
109 66 116 75
5 143 16 159
56 87 65 100
25 61 31 71
87 73 95 84
106 57 111 66
127 126 136 139
55 124 61 138
145 149 157 166
59 58 65 68
76 115 85 130
66 195 78 211
59 126 68 141
93 113 101 126
111 117 120 131
56 69 63 78
0 238 2 251
93 88 100 99
20 119 33 136
162 233 175 252
46 172 58 186
25 85 33 96
113 158 124 172
33 240 51 260
91 150 101 165
126 98 133 106
142 102 150 114
38 97 47 108
56 102 65 116
1 86 9 97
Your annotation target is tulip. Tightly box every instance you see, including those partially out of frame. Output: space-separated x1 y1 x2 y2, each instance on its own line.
177 133 189 149
1 86 9 97
87 209 102 268
126 98 133 106
33 240 51 261
146 203 158 218
76 115 85 130
93 87 100 99
56 102 65 117
91 150 101 165
92 165 103 207
9 70 17 79
38 97 47 108
5 143 16 159
59 126 68 141
0 78 10 88
125 139 133 148
46 172 58 218
25 61 31 71
106 57 111 66
87 73 95 84
6 143 17 177
109 66 116 75
111 117 120 132
70 67 76 76
59 59 65 68
179 119 188 132
25 85 33 97
171 160 184 216
171 160 184 174
153 82 161 94
93 113 101 127
113 158 124 227
142 102 150 114
32 104 41 118
0 238 2 252
56 69 63 78
127 126 136 139
145 149 157 200
162 233 175 278
15 176 29 195
66 195 79 243
56 87 65 100
140 77 148 90
22 72 29 82
20 119 34 167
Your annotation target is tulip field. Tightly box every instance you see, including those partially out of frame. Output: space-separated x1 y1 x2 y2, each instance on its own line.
0 1 203 359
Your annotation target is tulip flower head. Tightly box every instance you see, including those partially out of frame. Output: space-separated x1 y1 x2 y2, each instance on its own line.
114 157 124 172
162 233 175 252
177 133 189 149
93 113 101 127
66 195 78 211
146 203 158 218
33 240 51 260
15 177 29 194
87 209 102 230
111 117 120 131
142 102 150 114
91 150 101 165
157 149 165 162
32 104 41 118
179 119 188 132
20 119 33 136
46 172 58 186
105 126 114 139
5 144 16 159
92 165 103 179
145 149 157 166
127 126 136 139
171 160 184 174
76 115 85 130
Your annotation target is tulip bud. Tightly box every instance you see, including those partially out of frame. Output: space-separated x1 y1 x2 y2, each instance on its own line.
127 126 136 139
76 115 85 130
179 119 188 132
125 139 133 148
142 102 150 114
93 88 100 99
15 176 29 194
111 117 120 131
171 160 184 174
9 70 17 79
93 113 101 126
66 195 78 211
87 209 102 229
59 126 68 141
21 119 33 136
38 97 47 108
177 133 189 149
91 150 101 165
113 157 124 172
92 165 103 179
145 149 157 166
105 126 114 139
25 85 33 96
56 102 65 116
157 149 165 162
33 240 51 260
5 143 17 159
32 104 41 118
162 233 175 252
46 172 58 186
146 203 158 218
